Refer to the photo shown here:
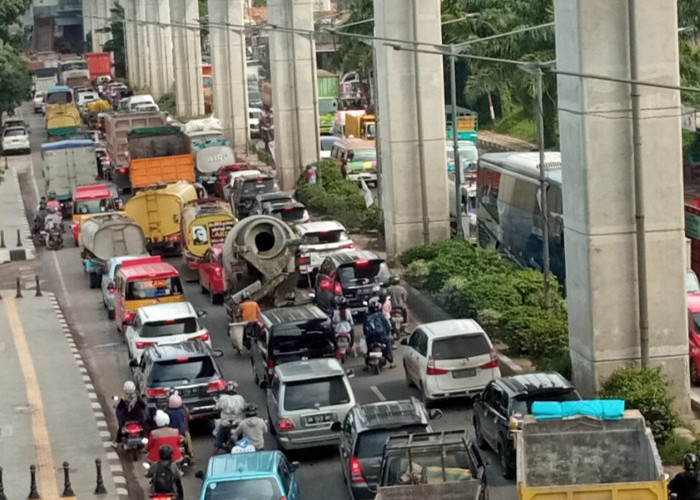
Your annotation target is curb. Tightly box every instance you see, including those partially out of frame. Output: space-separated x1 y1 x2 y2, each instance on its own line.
48 293 129 499
404 282 524 376
0 167 35 263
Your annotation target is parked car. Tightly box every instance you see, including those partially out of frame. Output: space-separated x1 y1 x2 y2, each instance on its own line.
2 127 30 155
472 372 581 478
262 201 311 226
339 398 439 500
130 340 225 420
267 358 355 451
401 319 501 407
124 302 209 362
33 92 45 113
251 305 338 387
101 255 146 320
198 244 225 304
294 220 355 282
250 191 296 216
314 251 391 317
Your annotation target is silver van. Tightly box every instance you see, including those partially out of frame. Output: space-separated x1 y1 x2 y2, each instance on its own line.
267 358 355 451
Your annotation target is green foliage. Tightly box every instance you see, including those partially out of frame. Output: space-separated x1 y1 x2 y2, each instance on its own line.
158 93 176 115
659 433 700 466
295 160 382 232
0 0 31 45
0 40 31 115
98 1 126 77
600 365 681 444
331 0 374 75
485 105 536 143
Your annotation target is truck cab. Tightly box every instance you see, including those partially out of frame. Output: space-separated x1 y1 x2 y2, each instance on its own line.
71 183 120 244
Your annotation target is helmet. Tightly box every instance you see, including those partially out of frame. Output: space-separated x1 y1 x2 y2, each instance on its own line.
244 403 258 418
389 276 400 286
368 301 381 313
154 410 170 428
39 201 46 209
122 381 136 395
378 288 389 301
158 444 173 461
334 295 348 307
241 291 251 301
48 190 56 197
684 453 698 473
168 394 182 408
226 381 238 393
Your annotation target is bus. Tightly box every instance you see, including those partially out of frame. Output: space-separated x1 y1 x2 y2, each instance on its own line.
476 151 566 286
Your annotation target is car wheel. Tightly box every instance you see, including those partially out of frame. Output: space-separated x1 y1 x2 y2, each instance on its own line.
201 285 207 295
692 359 700 386
404 362 415 387
474 416 488 450
421 384 434 409
499 443 515 480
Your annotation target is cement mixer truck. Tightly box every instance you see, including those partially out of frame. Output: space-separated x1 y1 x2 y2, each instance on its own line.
80 213 147 288
222 215 300 323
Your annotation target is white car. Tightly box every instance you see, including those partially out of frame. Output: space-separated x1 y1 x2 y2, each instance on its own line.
125 302 210 362
33 92 45 113
249 107 262 138
320 136 336 159
2 127 30 154
293 220 355 279
401 319 501 407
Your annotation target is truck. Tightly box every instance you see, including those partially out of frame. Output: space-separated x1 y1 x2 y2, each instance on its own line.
102 112 167 191
127 126 195 189
80 213 146 288
317 70 339 135
123 181 198 254
202 64 213 114
41 140 97 213
514 403 668 500
84 52 111 81
345 111 376 145
446 107 478 146
181 198 237 269
184 117 234 191
71 183 121 245
33 67 59 95
374 431 488 500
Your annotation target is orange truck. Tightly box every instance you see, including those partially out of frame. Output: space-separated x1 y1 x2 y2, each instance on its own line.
126 126 195 189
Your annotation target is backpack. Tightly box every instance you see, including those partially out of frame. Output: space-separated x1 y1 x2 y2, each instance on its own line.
364 314 385 339
153 461 175 493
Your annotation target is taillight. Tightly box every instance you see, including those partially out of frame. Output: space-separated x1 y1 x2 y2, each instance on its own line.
192 331 210 341
150 495 173 500
267 358 275 377
124 310 135 323
118 168 126 174
124 422 142 433
349 456 364 483
147 387 166 398
335 349 342 360
343 241 355 249
108 286 115 293
135 341 155 349
207 379 226 392
480 348 499 369
333 282 342 295
426 355 448 375
278 417 295 431
297 255 310 265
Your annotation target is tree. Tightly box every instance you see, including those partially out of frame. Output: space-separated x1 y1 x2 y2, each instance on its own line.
98 1 126 78
0 40 32 118
331 0 373 75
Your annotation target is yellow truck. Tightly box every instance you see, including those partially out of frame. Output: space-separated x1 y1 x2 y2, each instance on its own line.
180 198 237 269
345 111 376 145
515 407 668 500
123 181 197 255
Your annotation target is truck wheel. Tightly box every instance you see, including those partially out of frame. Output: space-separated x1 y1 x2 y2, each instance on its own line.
89 272 100 289
499 444 515 480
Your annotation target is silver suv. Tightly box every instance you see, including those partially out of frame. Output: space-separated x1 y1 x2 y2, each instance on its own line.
267 358 356 451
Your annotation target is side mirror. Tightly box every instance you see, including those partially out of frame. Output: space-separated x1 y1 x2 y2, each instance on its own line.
291 461 301 472
129 359 139 368
330 421 342 432
195 471 205 480
400 338 408 346
429 409 443 420
212 349 224 358
197 310 208 318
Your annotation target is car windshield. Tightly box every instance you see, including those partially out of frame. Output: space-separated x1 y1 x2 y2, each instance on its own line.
140 318 199 337
320 138 336 151
260 196 293 207
511 389 580 416
74 199 112 214
355 425 428 459
125 277 183 300
150 357 216 384
351 149 376 162
203 477 282 500
302 230 347 246
242 178 276 194
4 129 26 137
203 76 213 87
249 91 261 102
283 376 350 411
249 110 262 119
272 207 306 222
271 325 335 359
337 261 390 285
431 334 491 360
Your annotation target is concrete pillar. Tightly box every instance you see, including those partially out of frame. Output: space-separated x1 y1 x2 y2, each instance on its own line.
145 0 163 98
82 0 93 52
124 0 139 86
170 0 205 117
374 0 450 258
554 0 689 407
208 0 248 153
157 0 174 95
135 0 150 90
91 0 105 51
268 0 319 190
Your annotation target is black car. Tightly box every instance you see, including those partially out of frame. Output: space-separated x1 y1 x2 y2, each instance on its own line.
130 340 226 420
230 173 278 219
339 398 440 500
472 372 581 479
314 251 391 318
250 191 296 216
251 304 338 388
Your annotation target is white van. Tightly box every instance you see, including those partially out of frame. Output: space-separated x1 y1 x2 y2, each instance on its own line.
126 94 156 111
76 91 99 109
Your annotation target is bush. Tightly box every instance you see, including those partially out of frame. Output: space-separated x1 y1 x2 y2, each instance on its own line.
404 259 430 289
158 93 176 114
600 365 681 444
658 433 700 465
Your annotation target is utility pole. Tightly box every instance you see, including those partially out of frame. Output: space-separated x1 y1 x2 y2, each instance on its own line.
449 45 463 240
533 65 551 309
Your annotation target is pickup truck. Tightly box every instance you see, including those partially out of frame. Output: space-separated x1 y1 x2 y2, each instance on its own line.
374 431 487 500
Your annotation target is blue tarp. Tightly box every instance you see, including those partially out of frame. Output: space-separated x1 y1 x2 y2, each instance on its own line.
41 140 94 150
531 399 625 420
47 85 71 93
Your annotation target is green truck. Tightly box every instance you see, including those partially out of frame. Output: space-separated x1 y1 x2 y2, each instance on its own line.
317 70 339 135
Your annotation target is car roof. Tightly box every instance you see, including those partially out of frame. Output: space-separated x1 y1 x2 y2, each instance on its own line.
119 261 179 280
144 340 211 360
419 319 486 339
261 304 329 326
497 372 574 396
325 250 381 265
137 301 196 322
255 191 293 202
353 398 428 430
229 169 262 180
294 220 346 234
205 451 282 479
275 358 344 382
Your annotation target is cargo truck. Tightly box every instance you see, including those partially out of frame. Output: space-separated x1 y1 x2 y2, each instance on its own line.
102 112 167 190
514 403 668 500
317 70 339 135
446 107 478 146
85 52 111 81
181 198 237 269
345 112 375 145
127 126 195 189
41 140 97 214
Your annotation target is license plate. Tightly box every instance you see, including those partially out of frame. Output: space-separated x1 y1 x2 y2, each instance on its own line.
179 387 199 397
369 351 383 358
304 413 332 425
453 368 477 378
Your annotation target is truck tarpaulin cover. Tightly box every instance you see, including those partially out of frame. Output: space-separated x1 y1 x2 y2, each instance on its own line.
128 126 180 137
531 399 625 420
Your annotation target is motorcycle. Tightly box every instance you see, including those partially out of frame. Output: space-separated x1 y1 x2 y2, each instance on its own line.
142 436 191 471
142 463 177 500
336 332 351 364
121 421 146 461
390 307 407 340
220 419 241 453
365 342 387 375
45 224 63 250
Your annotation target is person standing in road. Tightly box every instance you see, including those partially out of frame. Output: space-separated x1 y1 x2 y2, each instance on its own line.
213 381 247 454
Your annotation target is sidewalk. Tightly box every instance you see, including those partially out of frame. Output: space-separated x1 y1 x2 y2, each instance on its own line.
0 159 35 263
0 291 127 499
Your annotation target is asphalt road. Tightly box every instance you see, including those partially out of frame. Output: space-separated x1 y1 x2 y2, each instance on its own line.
16 103 518 500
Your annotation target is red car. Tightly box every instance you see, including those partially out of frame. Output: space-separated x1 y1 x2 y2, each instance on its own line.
689 292 700 385
198 244 226 304
214 163 250 199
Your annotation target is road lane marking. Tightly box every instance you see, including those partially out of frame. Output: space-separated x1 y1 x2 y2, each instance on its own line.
4 296 60 498
370 385 387 401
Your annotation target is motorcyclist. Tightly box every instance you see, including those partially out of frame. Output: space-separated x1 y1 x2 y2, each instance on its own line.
213 381 247 454
46 190 61 214
332 295 355 354
238 291 261 349
113 381 147 448
146 444 184 500
363 301 394 367
668 453 700 500
388 276 408 323
146 410 183 463
232 404 268 451
378 288 392 321
44 207 62 231
33 200 48 235
166 393 193 461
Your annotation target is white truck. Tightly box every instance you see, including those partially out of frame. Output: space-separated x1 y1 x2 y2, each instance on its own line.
41 139 97 214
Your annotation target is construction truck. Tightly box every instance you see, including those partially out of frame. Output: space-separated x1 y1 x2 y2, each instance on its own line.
126 126 195 190
345 111 376 145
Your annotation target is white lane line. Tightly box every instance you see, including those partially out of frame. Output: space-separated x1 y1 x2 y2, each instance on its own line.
370 385 387 401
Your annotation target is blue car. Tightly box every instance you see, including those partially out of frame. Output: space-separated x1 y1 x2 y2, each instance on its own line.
196 451 299 500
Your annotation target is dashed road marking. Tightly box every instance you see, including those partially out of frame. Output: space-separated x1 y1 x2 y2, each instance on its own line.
370 385 387 401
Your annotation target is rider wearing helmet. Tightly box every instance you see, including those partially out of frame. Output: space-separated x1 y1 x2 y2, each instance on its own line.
332 295 355 351
113 381 146 448
233 404 268 450
166 392 193 459
363 301 393 367
669 452 700 500
146 410 183 463
213 381 247 454
33 200 49 235
146 444 184 499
